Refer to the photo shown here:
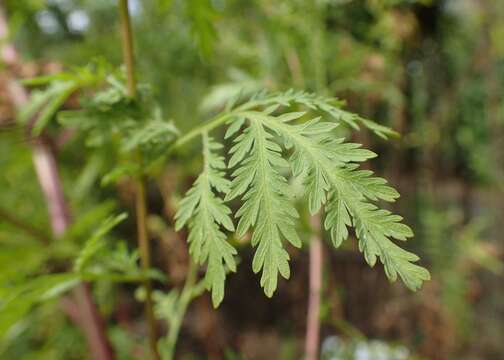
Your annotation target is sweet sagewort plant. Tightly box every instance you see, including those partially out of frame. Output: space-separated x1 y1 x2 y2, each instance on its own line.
1 1 430 359
173 90 431 305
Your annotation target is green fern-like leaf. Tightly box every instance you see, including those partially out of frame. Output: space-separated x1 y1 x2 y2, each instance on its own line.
225 114 301 297
175 133 237 307
235 108 429 291
327 166 430 290
175 90 429 301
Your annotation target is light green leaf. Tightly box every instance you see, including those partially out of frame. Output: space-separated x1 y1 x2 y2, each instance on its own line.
235 105 429 291
226 117 300 297
175 90 428 301
175 133 237 307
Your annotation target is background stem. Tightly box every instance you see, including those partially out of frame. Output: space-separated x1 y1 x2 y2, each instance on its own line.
305 215 323 360
305 3 326 358
117 1 160 358
164 261 201 360
118 0 136 98
136 174 161 360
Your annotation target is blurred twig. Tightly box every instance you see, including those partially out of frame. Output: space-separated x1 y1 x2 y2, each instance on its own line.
305 214 322 360
117 0 160 358
162 260 205 360
305 3 327 358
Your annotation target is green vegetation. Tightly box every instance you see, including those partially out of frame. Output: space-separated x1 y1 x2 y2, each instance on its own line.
1 0 503 359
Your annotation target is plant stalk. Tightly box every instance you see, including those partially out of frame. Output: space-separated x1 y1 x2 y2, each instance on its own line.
305 3 326 358
135 174 161 360
305 215 322 360
33 139 115 360
169 87 324 152
117 1 160 358
170 112 233 151
118 0 136 98
169 90 321 152
163 261 203 360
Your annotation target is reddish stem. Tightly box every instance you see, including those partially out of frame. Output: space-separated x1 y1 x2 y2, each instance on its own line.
1 8 114 360
305 215 323 360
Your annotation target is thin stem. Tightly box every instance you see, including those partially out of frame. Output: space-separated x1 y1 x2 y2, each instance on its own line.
170 102 271 152
72 284 116 360
170 91 317 152
305 3 325 359
305 215 322 360
118 0 136 98
136 175 161 360
170 112 233 151
117 1 160 358
163 261 203 360
33 112 116 360
169 88 319 153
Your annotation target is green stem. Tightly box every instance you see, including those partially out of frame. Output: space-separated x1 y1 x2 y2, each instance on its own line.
163 261 204 360
118 0 136 98
135 176 160 360
170 112 233 151
306 3 326 359
118 1 160 359
169 93 299 152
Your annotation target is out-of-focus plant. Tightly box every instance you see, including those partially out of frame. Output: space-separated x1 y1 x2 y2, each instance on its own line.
0 0 430 359
420 200 502 338
2 0 504 358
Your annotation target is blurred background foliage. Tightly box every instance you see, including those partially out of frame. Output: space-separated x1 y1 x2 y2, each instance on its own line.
1 0 504 359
